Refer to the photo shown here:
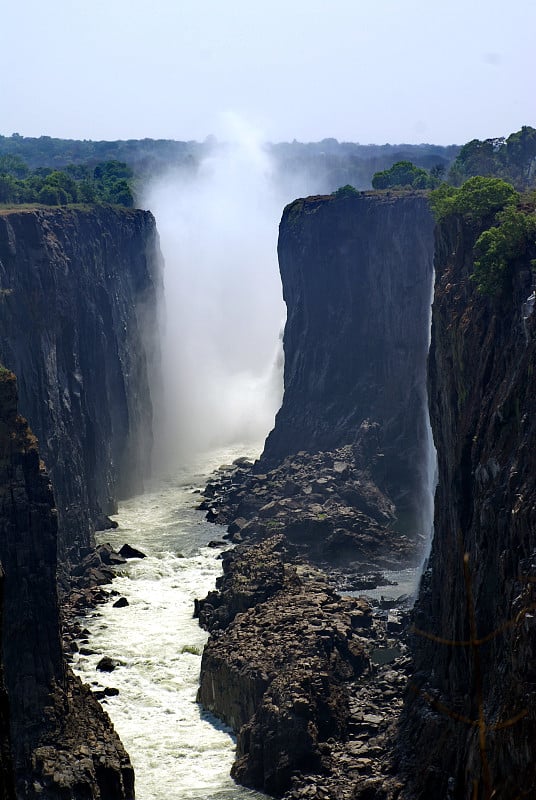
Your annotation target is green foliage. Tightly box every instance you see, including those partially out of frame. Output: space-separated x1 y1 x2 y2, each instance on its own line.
372 160 437 190
429 176 518 223
472 206 536 295
37 185 64 205
428 182 458 220
181 644 201 656
0 154 29 179
430 176 534 297
0 158 134 207
332 184 359 198
448 126 536 189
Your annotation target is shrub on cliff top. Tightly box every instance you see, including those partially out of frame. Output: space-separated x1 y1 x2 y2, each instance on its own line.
332 184 359 198
430 176 518 223
472 206 536 295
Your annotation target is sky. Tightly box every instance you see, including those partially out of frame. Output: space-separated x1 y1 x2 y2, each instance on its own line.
1 0 534 146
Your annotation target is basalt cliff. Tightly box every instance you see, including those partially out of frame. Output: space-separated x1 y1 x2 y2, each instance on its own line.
0 206 161 798
0 206 161 567
196 192 437 796
201 192 436 581
198 191 536 799
399 212 536 798
0 370 134 798
262 191 435 542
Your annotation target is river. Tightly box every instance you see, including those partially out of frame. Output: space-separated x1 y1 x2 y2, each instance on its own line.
72 445 267 800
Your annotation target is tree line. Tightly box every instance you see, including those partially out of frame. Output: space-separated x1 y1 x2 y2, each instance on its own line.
369 126 536 193
0 157 134 207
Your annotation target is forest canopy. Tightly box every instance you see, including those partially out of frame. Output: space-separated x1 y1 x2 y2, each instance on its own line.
0 158 134 207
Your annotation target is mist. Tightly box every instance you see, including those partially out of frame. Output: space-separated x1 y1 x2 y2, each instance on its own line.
144 118 299 466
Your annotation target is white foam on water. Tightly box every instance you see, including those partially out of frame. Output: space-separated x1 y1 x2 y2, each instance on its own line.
72 445 267 800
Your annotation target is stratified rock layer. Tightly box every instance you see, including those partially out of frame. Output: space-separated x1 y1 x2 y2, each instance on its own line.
0 206 161 564
0 369 133 799
400 214 536 798
262 192 435 540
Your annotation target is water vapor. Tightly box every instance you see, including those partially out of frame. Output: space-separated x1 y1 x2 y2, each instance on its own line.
144 115 288 466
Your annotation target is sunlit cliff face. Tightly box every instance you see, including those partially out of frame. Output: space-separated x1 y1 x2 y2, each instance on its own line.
143 117 288 466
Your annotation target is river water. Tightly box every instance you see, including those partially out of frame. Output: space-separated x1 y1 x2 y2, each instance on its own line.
71 445 267 800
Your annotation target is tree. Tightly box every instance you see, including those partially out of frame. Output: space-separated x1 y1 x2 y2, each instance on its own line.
429 177 518 224
505 126 536 186
0 155 29 179
43 171 78 202
38 185 61 205
372 160 435 190
332 184 359 198
106 179 134 207
472 206 536 295
448 138 504 185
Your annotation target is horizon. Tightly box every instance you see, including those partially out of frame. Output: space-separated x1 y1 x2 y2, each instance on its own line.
1 129 467 148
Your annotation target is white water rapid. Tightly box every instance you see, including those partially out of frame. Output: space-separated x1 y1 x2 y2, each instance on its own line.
72 445 268 800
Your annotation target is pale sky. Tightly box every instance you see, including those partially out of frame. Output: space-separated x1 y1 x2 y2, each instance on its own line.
2 0 534 145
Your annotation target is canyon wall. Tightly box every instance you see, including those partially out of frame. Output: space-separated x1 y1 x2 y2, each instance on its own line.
400 214 536 798
0 206 161 796
0 564 15 800
0 206 161 566
262 192 435 540
0 369 133 798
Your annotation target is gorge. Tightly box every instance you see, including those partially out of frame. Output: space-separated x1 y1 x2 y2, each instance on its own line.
0 164 534 800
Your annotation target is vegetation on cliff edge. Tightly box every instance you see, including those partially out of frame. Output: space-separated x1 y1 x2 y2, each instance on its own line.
430 177 536 296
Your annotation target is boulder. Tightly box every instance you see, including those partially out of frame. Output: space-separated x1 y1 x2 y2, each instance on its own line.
119 543 147 559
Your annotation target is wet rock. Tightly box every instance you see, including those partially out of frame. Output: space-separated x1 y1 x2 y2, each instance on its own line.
119 543 147 559
113 597 129 608
196 535 408 797
96 657 118 673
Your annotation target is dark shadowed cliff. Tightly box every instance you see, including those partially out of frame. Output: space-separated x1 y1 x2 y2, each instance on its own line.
195 191 441 796
0 369 133 798
0 206 161 566
0 564 15 800
262 191 435 540
400 212 536 798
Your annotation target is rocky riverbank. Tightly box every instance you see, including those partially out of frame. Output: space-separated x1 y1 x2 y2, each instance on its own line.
196 530 413 799
198 446 425 591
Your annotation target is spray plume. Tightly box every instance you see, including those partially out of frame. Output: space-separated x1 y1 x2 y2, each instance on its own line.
143 116 288 467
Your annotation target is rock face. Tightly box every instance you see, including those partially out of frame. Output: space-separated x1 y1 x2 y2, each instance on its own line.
199 447 422 589
0 206 161 565
0 566 15 800
0 369 133 798
197 535 410 798
262 192 435 541
400 215 536 798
